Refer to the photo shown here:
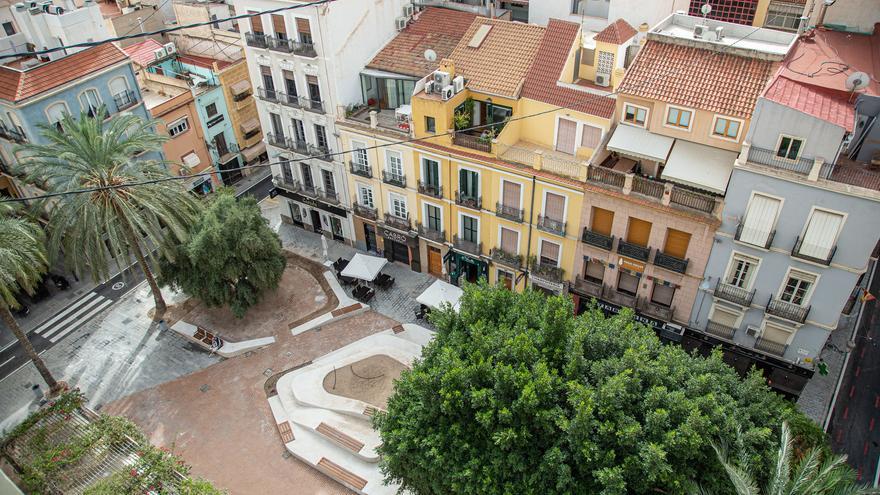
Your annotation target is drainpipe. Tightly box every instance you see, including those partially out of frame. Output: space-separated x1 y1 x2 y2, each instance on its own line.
523 174 536 288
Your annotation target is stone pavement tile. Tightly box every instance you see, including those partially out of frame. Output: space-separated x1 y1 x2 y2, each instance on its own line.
102 310 398 495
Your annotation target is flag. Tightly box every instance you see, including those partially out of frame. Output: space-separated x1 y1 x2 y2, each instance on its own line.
860 289 876 303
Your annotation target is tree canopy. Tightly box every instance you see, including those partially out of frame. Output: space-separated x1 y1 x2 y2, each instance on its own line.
375 284 824 495
159 190 286 318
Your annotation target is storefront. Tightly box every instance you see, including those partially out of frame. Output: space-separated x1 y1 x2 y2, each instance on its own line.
379 226 420 271
276 188 350 243
446 251 488 286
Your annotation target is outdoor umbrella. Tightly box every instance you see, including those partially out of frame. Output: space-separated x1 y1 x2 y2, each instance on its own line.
416 279 463 311
340 253 388 282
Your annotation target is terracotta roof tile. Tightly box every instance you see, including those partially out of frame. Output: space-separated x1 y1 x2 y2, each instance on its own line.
617 40 776 119
122 39 164 68
366 7 477 77
521 19 615 119
447 17 545 98
763 75 854 132
593 18 637 45
0 44 130 103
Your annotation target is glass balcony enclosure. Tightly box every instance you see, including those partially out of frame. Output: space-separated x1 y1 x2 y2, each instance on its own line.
360 72 417 111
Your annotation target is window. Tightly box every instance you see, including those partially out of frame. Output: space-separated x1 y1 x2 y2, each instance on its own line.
422 158 440 187
78 89 101 117
390 193 407 219
665 106 692 129
798 208 844 260
581 125 601 149
776 135 803 160
314 124 328 150
555 118 577 155
46 102 68 131
282 70 298 97
167 117 189 137
269 113 283 137
761 320 794 346
280 159 293 182
425 203 442 231
386 151 403 177
357 184 374 208
712 116 741 139
295 17 312 44
583 259 604 284
623 104 647 126
462 215 479 243
543 192 566 222
260 66 275 95
726 253 759 289
249 11 264 34
291 118 306 143
206 103 218 117
501 180 521 209
321 169 335 194
425 116 435 133
459 168 479 199
591 207 614 235
739 193 781 247
500 227 518 254
2 22 15 37
539 239 560 266
765 1 804 31
780 270 816 306
580 48 595 66
352 141 368 166
650 281 675 307
306 75 320 102
497 269 513 290
211 14 219 29
617 271 638 296
626 217 651 247
272 14 286 40
663 229 691 259
300 163 313 188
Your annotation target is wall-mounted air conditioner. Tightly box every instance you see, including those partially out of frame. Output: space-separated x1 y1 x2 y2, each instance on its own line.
153 47 167 60
746 325 761 338
424 80 436 94
693 24 708 39
453 75 464 93
441 85 454 101
403 4 414 18
595 73 610 87
395 16 407 31
164 42 176 54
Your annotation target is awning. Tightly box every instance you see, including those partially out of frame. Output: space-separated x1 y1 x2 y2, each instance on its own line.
230 79 252 96
607 124 674 163
340 253 388 281
416 279 463 311
181 151 201 168
241 141 266 162
661 139 737 194
240 117 260 134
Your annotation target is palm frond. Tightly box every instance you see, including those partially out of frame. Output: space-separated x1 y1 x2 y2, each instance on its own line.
712 441 760 495
0 204 48 309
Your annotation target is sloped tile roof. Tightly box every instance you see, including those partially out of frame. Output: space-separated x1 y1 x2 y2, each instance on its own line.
447 17 545 98
0 44 130 103
122 39 164 68
594 18 637 45
521 19 615 119
617 40 776 119
763 75 854 132
366 7 477 77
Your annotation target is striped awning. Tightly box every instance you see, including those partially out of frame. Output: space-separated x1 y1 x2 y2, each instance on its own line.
241 141 266 162
230 79 252 96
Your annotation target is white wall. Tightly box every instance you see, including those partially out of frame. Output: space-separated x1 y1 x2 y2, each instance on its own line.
10 1 109 59
529 0 689 32
806 0 880 33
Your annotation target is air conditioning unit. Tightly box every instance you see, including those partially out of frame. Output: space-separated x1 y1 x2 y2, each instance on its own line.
153 47 167 60
402 3 414 17
164 42 176 54
746 325 761 338
693 24 708 39
703 31 718 42
433 70 450 87
714 26 724 41
441 84 454 101
424 80 436 94
452 75 464 93
595 73 610 87
395 16 407 31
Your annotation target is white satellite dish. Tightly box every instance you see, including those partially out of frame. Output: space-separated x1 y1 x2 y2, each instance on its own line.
424 49 437 62
846 71 870 91
700 2 712 16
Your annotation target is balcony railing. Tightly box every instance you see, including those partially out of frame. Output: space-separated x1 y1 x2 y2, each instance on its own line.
266 132 288 149
653 251 689 274
536 215 566 236
755 337 787 357
453 132 491 153
706 320 737 339
273 175 297 192
292 40 317 57
382 170 406 187
257 87 280 102
637 297 674 321
495 202 524 223
455 191 482 210
282 179 338 204
279 92 301 108
303 98 325 114
617 239 651 262
669 187 717 214
766 296 810 324
747 146 814 176
309 144 332 162
417 223 446 243
453 236 482 256
631 175 664 199
490 247 522 269
352 202 377 221
581 228 614 250
714 281 756 307
0 125 26 143
245 32 269 48
735 222 775 249
531 262 563 283
603 284 636 308
587 166 626 189
349 161 371 178
572 276 603 299
383 213 411 231
791 235 836 266
418 181 443 198
112 90 138 112
267 35 293 52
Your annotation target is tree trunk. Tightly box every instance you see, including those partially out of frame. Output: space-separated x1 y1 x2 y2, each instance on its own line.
0 305 62 394
120 217 166 320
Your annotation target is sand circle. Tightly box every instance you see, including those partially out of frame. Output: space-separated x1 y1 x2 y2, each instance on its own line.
322 355 407 410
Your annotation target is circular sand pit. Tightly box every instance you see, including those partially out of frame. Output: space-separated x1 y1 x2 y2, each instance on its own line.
323 355 407 410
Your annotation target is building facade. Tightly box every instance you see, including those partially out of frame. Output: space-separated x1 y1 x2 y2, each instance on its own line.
216 58 266 178
0 0 109 60
529 0 688 31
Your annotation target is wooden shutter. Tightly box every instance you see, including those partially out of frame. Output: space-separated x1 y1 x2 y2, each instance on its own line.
249 11 263 33
544 192 565 221
581 125 601 149
540 240 559 263
711 306 739 327
272 14 286 37
627 217 651 247
740 194 780 246
799 209 843 259
651 283 675 306
502 181 521 208
260 65 272 76
500 227 518 254
591 207 613 235
663 229 691 259
762 322 792 345
295 17 311 34
306 75 318 85
585 260 604 280
555 118 577 155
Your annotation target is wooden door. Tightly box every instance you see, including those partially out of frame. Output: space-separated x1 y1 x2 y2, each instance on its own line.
555 118 577 155
428 247 442 276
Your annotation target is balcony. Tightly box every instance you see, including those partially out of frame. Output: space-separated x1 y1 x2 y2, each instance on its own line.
766 297 810 324
266 133 288 149
603 284 635 308
283 179 338 204
279 92 302 108
257 87 280 103
349 161 372 178
617 239 651 262
495 202 523 223
453 236 482 256
0 125 26 143
653 251 689 274
309 144 332 162
637 297 674 322
631 175 665 199
455 191 482 210
587 165 626 189
303 98 325 114
669 187 717 214
273 175 297 192
490 247 522 269
352 202 377 221
452 132 491 153
581 228 614 251
714 281 756 307
705 320 737 339
418 181 443 198
383 213 411 231
267 35 293 53
112 90 138 112
735 222 775 250
572 276 603 299
382 171 406 188
536 215 566 237
531 262 564 283
417 223 446 243
496 142 586 181
245 32 269 48
292 41 317 58
755 337 787 357
747 145 815 176
791 236 836 266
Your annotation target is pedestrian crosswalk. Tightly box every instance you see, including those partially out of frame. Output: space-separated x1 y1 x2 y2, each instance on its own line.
30 292 114 343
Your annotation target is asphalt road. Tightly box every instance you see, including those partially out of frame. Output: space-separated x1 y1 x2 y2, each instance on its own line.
236 173 274 202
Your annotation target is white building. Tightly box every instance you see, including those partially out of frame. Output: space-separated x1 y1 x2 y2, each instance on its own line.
0 0 109 61
529 0 689 32
233 0 411 244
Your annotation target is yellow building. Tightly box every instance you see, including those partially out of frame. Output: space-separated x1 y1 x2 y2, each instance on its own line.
216 58 267 171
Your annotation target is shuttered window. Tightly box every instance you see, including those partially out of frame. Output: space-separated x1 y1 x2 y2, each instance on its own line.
710 305 739 327
555 118 577 155
762 321 793 345
663 229 691 259
798 209 843 260
249 11 263 34
584 260 604 283
651 282 675 307
295 17 311 34
544 192 565 222
740 194 780 247
540 240 560 265
617 272 638 295
272 14 286 38
581 125 601 149
500 227 518 254
591 207 614 235
502 181 521 208
627 217 651 247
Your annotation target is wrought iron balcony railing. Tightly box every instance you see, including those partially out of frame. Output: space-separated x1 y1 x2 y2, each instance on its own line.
734 222 775 249
706 320 737 339
495 202 524 223
383 212 411 231
349 161 371 178
791 235 836 266
490 248 522 269
455 191 482 210
766 296 810 324
617 239 651 262
581 228 614 250
245 32 269 48
536 215 566 236
382 171 406 187
418 181 443 198
714 281 756 307
453 236 482 256
755 337 787 357
653 251 689 274
417 223 446 243
531 262 564 283
352 202 377 221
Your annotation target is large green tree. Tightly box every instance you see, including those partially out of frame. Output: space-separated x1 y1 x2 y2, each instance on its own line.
375 284 824 495
158 189 286 318
19 108 199 320
0 204 61 393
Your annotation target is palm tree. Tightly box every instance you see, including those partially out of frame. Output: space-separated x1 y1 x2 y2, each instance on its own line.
19 108 199 320
695 422 879 495
0 204 62 393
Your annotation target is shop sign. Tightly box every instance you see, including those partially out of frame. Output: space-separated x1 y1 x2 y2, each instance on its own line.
618 257 646 273
590 299 683 342
277 189 348 217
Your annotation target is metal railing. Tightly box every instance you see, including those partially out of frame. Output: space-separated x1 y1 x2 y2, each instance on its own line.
617 239 651 261
257 87 280 102
303 98 325 114
309 144 332 162
653 251 689 274
490 247 522 269
245 32 268 48
418 181 443 198
536 215 566 236
279 92 301 108
283 178 338 204
637 296 674 321
349 161 371 178
587 166 626 189
669 187 716 214
455 191 482 210
495 202 524 222
706 320 737 339
383 212 411 231
352 202 377 220
714 281 755 307
603 284 636 307
453 132 491 153
272 174 297 192
791 235 836 265
0 125 26 143
453 236 482 256
755 337 787 357
747 146 814 176
266 132 288 149
382 170 406 187
572 276 604 299
735 222 775 249
631 175 664 199
531 262 564 283
291 40 317 57
112 90 138 112
267 35 293 53
417 223 446 243
766 296 810 324
581 228 614 250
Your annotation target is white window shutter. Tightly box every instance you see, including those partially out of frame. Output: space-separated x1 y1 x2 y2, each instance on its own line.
799 210 843 259
740 194 780 246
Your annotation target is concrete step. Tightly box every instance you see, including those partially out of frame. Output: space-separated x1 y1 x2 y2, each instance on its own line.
317 457 368 493
316 421 365 453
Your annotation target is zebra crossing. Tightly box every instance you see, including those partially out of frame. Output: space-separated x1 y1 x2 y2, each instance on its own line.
30 292 114 343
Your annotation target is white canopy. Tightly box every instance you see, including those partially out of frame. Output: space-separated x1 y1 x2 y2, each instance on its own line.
416 279 463 311
607 124 674 163
340 253 388 281
661 139 737 194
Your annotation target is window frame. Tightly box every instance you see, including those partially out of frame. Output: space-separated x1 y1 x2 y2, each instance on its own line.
425 116 436 134
541 188 568 223
724 251 761 291
459 212 480 244
796 206 847 260
663 104 694 131
458 165 481 198
77 88 102 115
205 102 219 118
538 237 562 267
739 191 784 249
497 225 520 255
622 102 649 128
44 101 70 128
775 134 805 161
710 114 743 142
167 116 190 138
423 200 443 232
351 140 369 166
385 149 404 177
498 177 524 210
421 157 441 187
356 182 374 208
650 279 676 308
389 191 408 219
777 267 819 307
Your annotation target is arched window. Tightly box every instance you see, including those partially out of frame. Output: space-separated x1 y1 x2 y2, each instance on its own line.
78 88 101 118
45 102 68 132
108 77 132 110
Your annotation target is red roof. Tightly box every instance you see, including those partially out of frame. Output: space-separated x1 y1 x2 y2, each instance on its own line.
593 18 637 45
122 39 164 68
0 44 130 103
763 75 854 132
177 53 233 71
521 19 615 119
779 29 879 97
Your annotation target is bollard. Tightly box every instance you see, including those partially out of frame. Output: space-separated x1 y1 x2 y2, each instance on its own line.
158 319 169 332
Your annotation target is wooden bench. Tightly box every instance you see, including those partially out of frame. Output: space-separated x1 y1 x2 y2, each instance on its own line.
277 421 294 443
316 422 365 453
317 458 367 491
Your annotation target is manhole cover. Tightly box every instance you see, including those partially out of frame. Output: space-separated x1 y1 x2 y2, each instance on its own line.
281 450 291 459
199 384 210 393
263 368 274 377
112 282 125 290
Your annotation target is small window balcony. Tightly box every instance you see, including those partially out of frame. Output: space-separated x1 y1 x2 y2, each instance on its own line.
705 320 737 339
245 32 269 49
530 261 564 283
352 202 377 221
581 228 614 251
349 161 371 178
714 281 756 307
490 247 522 269
383 212 411 231
417 223 446 243
112 90 138 112
455 191 482 210
418 181 443 198
257 87 281 103
653 251 689 274
536 215 566 237
453 236 482 256
791 235 836 266
495 202 524 223
735 222 775 249
452 132 491 153
382 171 406 188
766 296 810 324
571 276 604 299
617 239 651 262
303 98 325 114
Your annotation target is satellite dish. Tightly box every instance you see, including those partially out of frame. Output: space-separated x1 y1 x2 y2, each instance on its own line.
424 49 437 62
700 2 712 16
846 71 870 91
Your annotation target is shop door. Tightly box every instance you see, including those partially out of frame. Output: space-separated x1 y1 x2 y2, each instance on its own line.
330 217 344 242
427 247 442 276
364 224 377 252
389 240 410 265
463 261 479 283
310 210 322 234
